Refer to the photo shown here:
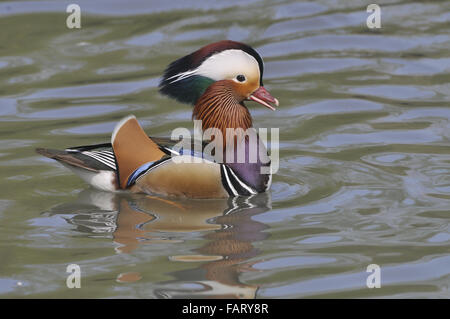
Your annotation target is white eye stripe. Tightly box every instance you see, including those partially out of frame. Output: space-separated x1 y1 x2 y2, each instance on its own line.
167 49 260 84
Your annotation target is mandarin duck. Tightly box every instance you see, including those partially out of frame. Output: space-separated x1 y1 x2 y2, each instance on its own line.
36 40 279 198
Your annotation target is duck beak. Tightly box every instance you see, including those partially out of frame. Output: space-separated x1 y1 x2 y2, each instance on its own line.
248 86 279 111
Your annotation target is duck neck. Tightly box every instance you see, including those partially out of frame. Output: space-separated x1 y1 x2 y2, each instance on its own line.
193 81 253 152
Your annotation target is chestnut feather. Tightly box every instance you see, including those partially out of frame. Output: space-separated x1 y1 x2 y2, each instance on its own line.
193 80 253 150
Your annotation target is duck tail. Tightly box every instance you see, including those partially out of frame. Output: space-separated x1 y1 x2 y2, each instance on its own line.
36 147 118 192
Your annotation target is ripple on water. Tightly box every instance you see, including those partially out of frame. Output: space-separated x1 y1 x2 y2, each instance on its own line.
0 200 12 216
370 107 450 122
348 85 437 100
315 128 442 148
254 255 336 270
263 11 366 38
1 0 449 299
0 99 18 117
20 104 128 120
297 235 342 244
382 58 450 76
258 35 449 57
265 59 377 79
258 255 450 298
24 78 158 100
281 99 383 116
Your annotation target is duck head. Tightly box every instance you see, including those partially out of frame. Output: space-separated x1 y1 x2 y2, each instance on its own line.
158 40 278 111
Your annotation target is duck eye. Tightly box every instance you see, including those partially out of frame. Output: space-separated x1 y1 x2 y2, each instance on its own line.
236 74 246 82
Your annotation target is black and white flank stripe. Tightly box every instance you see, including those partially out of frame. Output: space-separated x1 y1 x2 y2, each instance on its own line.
220 165 257 196
81 150 116 170
65 146 117 171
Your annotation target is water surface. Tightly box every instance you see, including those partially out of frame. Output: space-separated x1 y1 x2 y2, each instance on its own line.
0 0 449 298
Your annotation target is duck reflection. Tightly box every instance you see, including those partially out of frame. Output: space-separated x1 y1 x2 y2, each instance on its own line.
46 189 271 299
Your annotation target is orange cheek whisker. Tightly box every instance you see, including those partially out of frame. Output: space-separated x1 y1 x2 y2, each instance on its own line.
193 80 253 149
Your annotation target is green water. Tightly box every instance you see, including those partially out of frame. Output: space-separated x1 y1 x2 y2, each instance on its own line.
1 0 449 298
